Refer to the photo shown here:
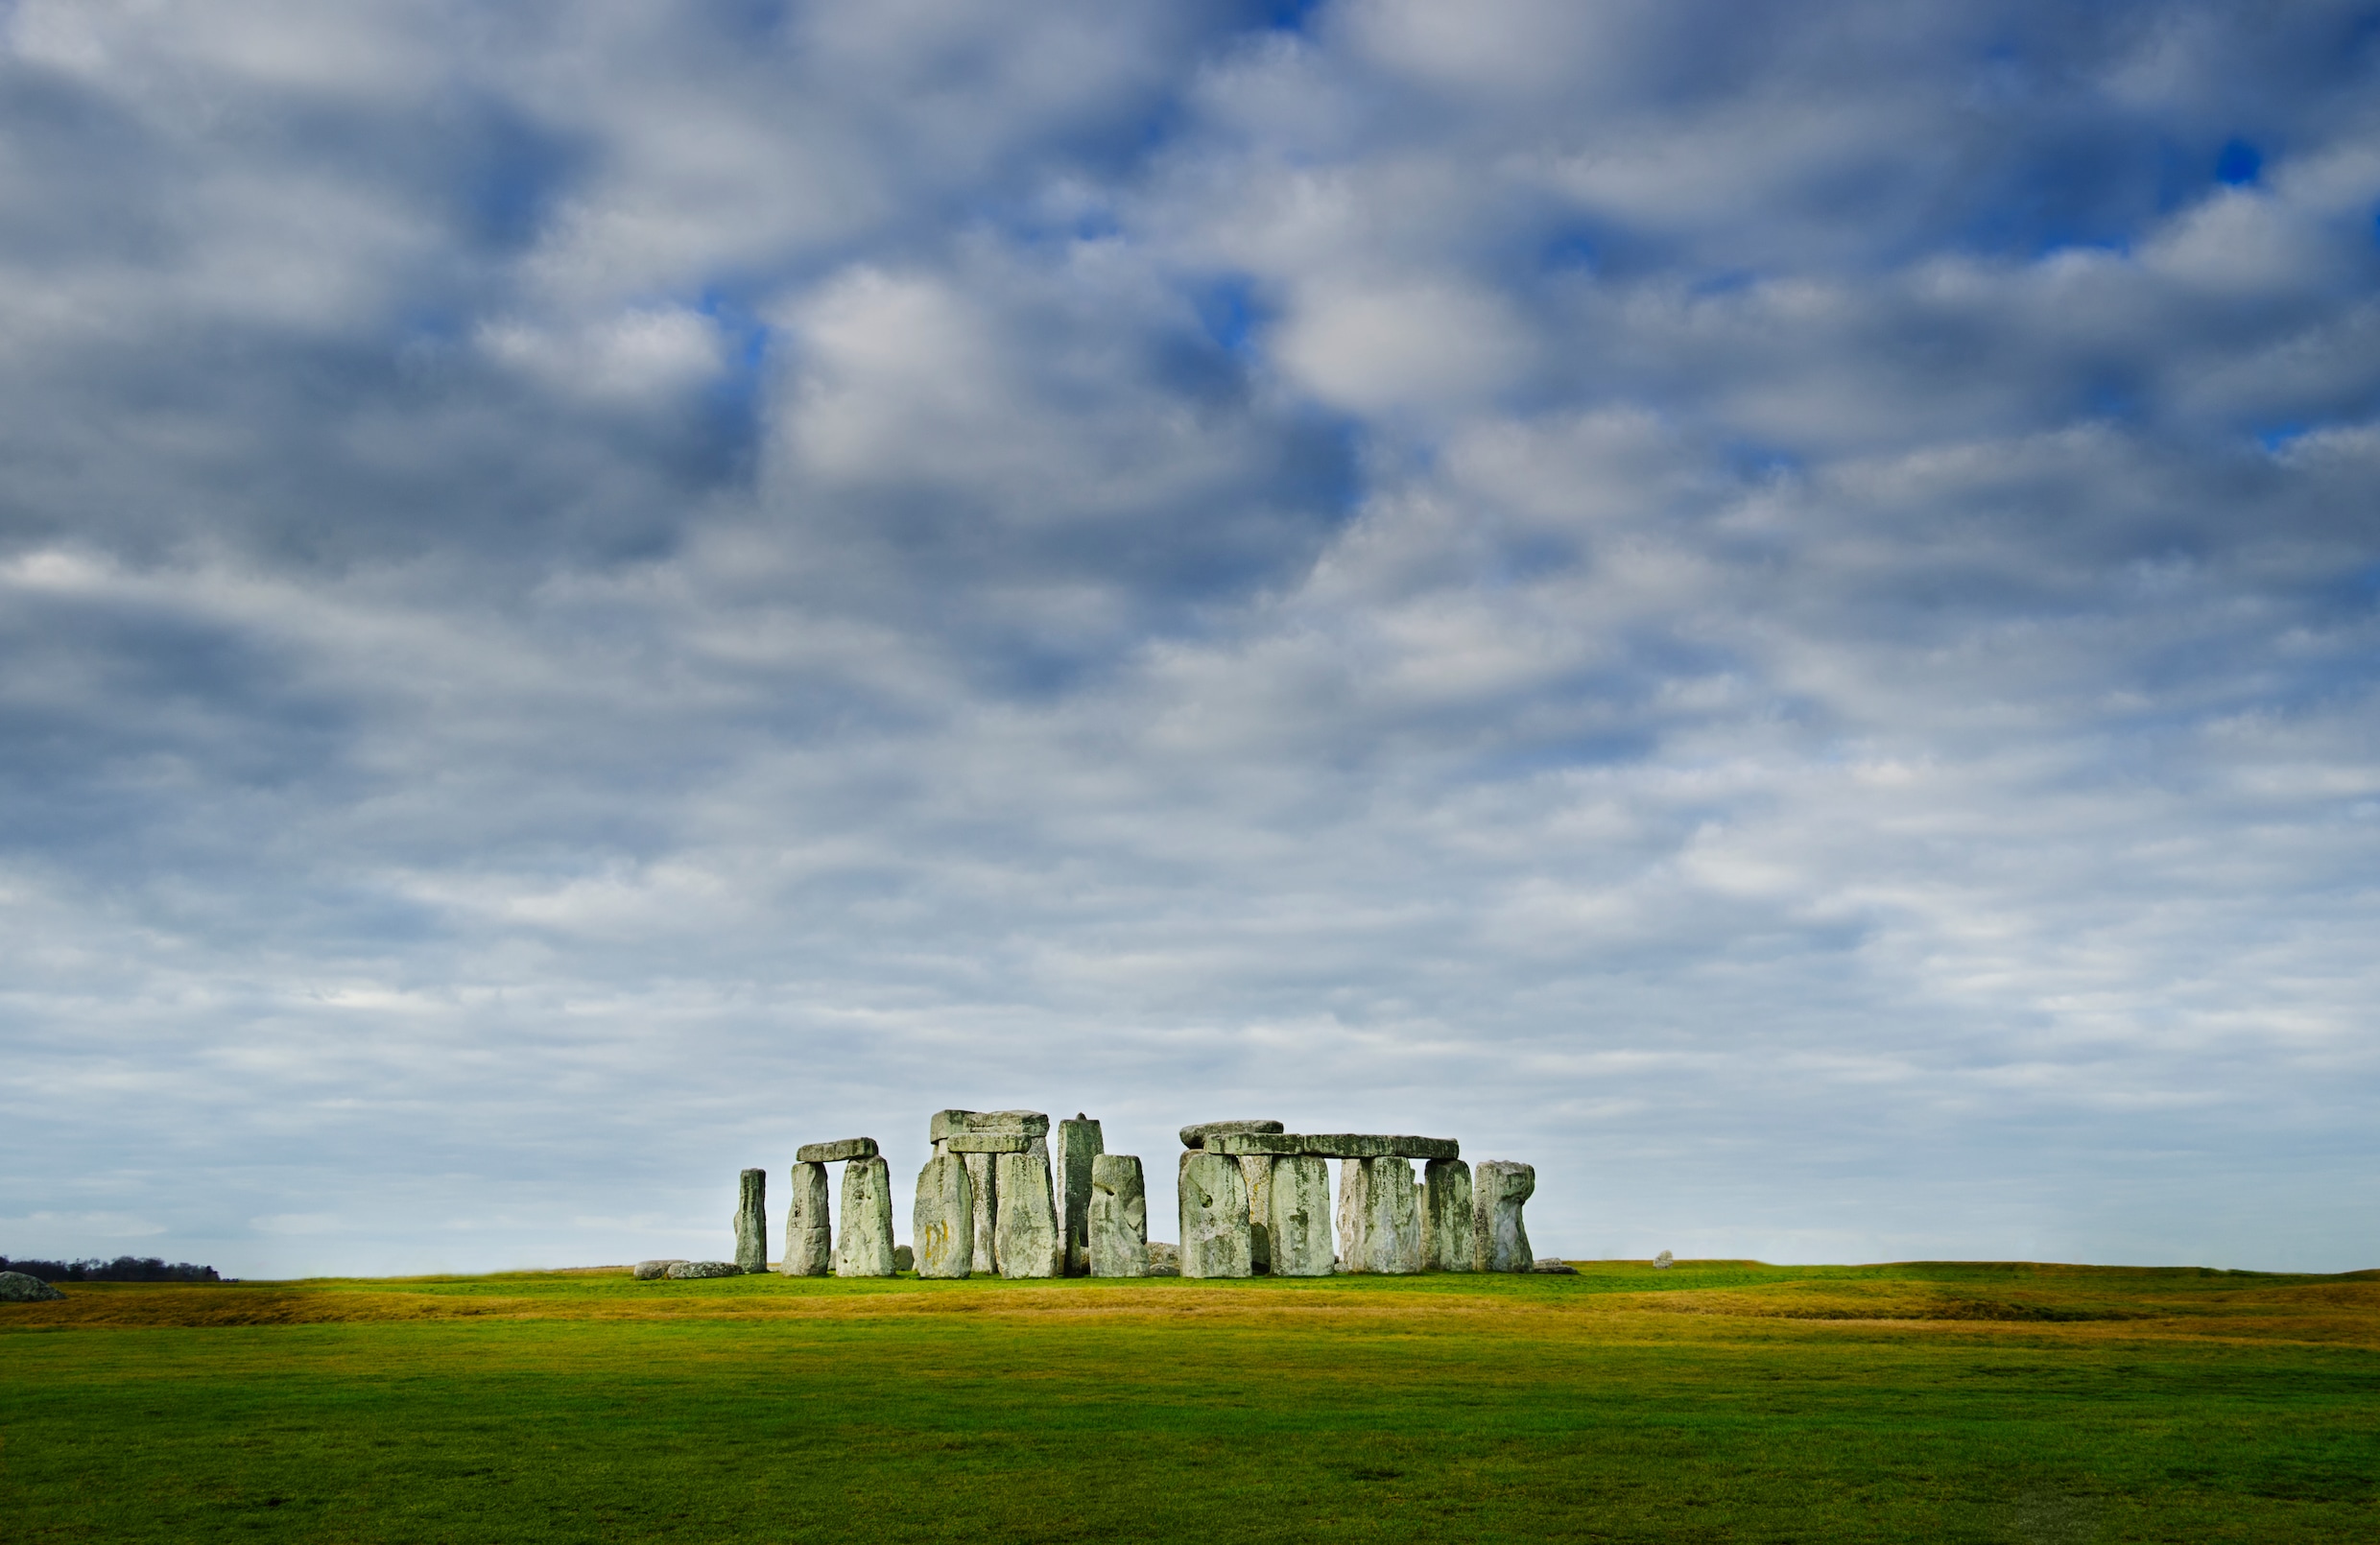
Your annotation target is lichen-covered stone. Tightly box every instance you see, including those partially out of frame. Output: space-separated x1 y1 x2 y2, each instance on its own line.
1474 1160 1535 1273
964 1150 999 1273
1530 1259 1577 1274
1266 1154 1336 1276
1239 1154 1274 1273
894 1245 914 1272
836 1155 898 1277
994 1140 1062 1278
1207 1132 1458 1160
912 1153 974 1278
1178 1119 1284 1149
1178 1150 1252 1277
734 1167 768 1274
932 1108 1049 1140
1145 1241 1181 1276
633 1259 686 1281
1421 1157 1474 1272
664 1260 742 1279
0 1271 64 1301
1336 1157 1421 1273
781 1161 833 1276
796 1137 878 1163
1056 1115 1104 1274
944 1132 1032 1153
1087 1153 1148 1277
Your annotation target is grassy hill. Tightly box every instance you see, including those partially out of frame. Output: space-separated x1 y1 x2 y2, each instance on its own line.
4 1259 2373 1541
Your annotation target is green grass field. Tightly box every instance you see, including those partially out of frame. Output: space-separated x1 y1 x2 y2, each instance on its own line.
4 1259 2374 1542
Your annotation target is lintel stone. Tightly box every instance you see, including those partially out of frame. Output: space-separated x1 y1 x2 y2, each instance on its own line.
796 1137 879 1163
944 1132 1033 1153
1206 1132 1458 1160
1178 1119 1285 1150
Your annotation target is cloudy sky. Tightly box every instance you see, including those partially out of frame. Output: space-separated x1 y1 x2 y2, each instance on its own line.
4 0 2376 1278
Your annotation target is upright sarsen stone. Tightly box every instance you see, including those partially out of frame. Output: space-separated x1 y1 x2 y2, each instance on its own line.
912 1153 974 1278
1240 1155 1275 1273
1057 1115 1105 1276
782 1161 832 1275
1337 1157 1420 1273
964 1151 1000 1272
993 1139 1062 1278
1087 1153 1148 1277
837 1155 898 1277
1267 1154 1335 1276
1473 1160 1535 1273
1178 1151 1252 1278
1421 1157 1474 1272
734 1167 768 1273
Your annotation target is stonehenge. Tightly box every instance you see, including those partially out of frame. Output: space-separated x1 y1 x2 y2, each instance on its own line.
1337 1156 1421 1273
1087 1153 1148 1277
689 1112 1541 1285
1178 1150 1252 1278
1422 1157 1474 1272
837 1154 898 1277
912 1153 974 1278
1266 1155 1336 1276
734 1168 768 1274
1474 1160 1535 1273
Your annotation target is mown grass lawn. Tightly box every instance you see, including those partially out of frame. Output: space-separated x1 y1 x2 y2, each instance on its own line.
3 1260 2374 1542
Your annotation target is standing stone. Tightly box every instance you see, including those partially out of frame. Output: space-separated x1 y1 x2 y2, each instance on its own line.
1239 1155 1275 1273
1178 1150 1252 1278
993 1139 1062 1278
781 1161 833 1276
964 1151 1000 1273
836 1155 898 1277
734 1167 768 1273
912 1153 974 1278
1056 1115 1105 1276
1421 1157 1475 1272
1087 1153 1148 1277
1473 1160 1535 1273
1337 1157 1421 1273
1266 1154 1336 1277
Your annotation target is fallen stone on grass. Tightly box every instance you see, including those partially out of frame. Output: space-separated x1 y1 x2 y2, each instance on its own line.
632 1259 687 1281
664 1261 743 1279
1088 1153 1148 1277
1654 1250 1673 1270
1145 1241 1181 1276
1530 1259 1578 1274
0 1271 64 1301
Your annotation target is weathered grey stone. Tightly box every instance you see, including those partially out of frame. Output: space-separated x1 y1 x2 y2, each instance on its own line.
993 1138 1061 1278
734 1167 769 1274
1178 1119 1285 1149
1145 1241 1181 1276
1239 1154 1274 1273
1087 1153 1148 1277
1653 1249 1673 1270
1335 1157 1421 1273
1178 1150 1253 1278
1056 1115 1104 1275
836 1155 898 1277
796 1137 878 1164
931 1108 1049 1141
1421 1157 1474 1272
1531 1259 1577 1274
944 1132 1033 1154
664 1260 743 1279
912 1153 974 1278
894 1245 914 1272
0 1271 64 1301
633 1259 687 1281
1473 1160 1535 1273
1266 1154 1336 1276
781 1161 833 1276
1208 1132 1459 1160
964 1150 1000 1273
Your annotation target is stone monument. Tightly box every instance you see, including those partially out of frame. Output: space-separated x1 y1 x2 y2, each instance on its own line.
1473 1160 1535 1273
1056 1114 1104 1275
1178 1149 1252 1277
781 1161 833 1276
1421 1156 1474 1272
1087 1153 1149 1277
912 1153 974 1278
734 1167 768 1274
1266 1154 1336 1276
835 1151 898 1277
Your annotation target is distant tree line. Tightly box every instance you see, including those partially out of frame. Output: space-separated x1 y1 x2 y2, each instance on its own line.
0 1255 221 1283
